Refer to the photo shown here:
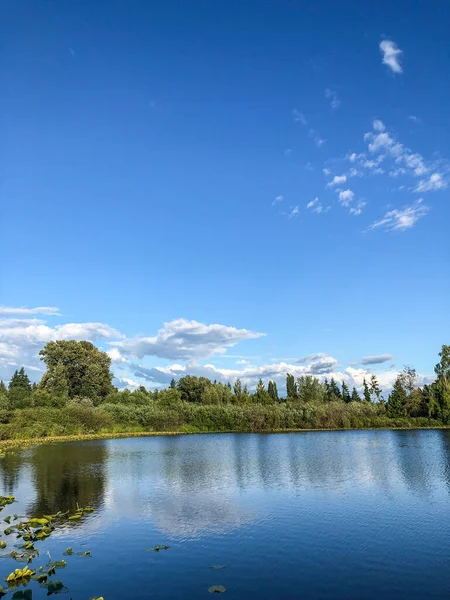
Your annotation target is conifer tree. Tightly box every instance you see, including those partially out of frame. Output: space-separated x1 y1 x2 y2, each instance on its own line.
386 377 406 417
341 380 351 403
328 377 341 401
351 387 361 402
286 373 297 399
363 378 371 402
268 380 279 402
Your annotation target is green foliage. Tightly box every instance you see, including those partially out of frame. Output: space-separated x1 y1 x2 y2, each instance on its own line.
177 376 211 403
387 377 407 417
39 340 114 401
369 374 383 404
327 378 341 402
268 380 279 402
341 381 351 404
8 368 32 409
363 378 371 403
297 376 326 403
351 387 361 402
286 373 297 399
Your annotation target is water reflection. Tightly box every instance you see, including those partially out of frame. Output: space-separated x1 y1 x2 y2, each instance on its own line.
27 442 107 515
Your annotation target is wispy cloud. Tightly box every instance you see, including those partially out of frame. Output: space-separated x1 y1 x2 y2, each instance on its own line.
325 89 341 109
368 199 428 232
293 109 307 125
327 174 347 187
306 197 329 214
349 200 366 216
304 162 314 171
380 40 403 74
0 306 61 316
272 195 284 205
361 354 393 365
309 129 326 147
288 205 300 218
414 172 447 192
68 47 75 57
408 115 421 124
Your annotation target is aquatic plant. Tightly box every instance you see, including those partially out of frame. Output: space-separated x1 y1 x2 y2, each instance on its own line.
208 585 226 593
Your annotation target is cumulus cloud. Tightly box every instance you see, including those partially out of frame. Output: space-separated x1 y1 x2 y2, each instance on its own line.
349 200 366 216
327 174 347 187
380 40 403 73
368 199 429 232
373 119 385 132
414 172 447 192
107 348 128 363
113 318 265 361
338 189 355 206
361 354 393 365
0 306 61 316
0 314 123 381
295 353 339 374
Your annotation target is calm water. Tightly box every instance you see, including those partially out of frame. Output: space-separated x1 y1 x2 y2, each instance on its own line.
2 430 450 599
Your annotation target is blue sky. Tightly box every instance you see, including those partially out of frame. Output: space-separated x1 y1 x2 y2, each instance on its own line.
1 0 449 391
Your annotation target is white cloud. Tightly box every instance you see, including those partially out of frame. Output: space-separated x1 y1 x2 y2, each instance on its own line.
348 167 362 178
408 115 421 124
323 168 332 176
338 189 355 206
289 205 300 218
304 162 314 171
272 195 284 205
348 152 366 163
306 197 329 214
325 89 341 109
373 119 385 132
349 200 366 216
113 318 265 361
236 359 250 365
0 306 61 316
368 199 429 232
380 40 403 73
293 109 307 124
414 172 447 192
309 129 326 147
107 348 128 363
327 174 347 187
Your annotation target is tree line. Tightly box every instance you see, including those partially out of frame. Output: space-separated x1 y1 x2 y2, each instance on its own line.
0 341 449 434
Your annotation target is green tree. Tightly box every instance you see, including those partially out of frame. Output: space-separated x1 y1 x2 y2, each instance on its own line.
8 367 32 409
351 387 361 402
341 381 351 403
39 341 114 402
297 376 326 403
169 378 176 389
386 377 407 417
268 380 279 402
286 373 297 399
233 378 242 398
363 378 371 403
0 380 9 410
327 378 341 402
369 374 383 404
434 345 450 423
177 375 211 403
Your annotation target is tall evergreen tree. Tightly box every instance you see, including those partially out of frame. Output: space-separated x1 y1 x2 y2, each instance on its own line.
363 378 371 402
169 378 176 389
268 380 279 402
386 377 407 417
286 373 297 399
351 387 361 402
327 377 341 401
341 381 351 403
9 368 32 392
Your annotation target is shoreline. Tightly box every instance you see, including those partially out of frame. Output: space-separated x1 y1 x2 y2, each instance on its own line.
1 425 450 453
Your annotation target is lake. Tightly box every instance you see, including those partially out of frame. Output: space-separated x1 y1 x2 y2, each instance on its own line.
2 430 450 599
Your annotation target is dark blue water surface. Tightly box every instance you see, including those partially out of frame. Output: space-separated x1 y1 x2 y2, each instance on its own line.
2 430 450 599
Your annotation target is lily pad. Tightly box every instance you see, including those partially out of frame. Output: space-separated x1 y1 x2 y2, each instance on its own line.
0 541 6 549
11 591 32 600
208 585 226 594
41 580 68 596
153 545 170 552
62 548 72 556
3 517 11 525
27 518 49 528
209 565 226 570
50 560 66 570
